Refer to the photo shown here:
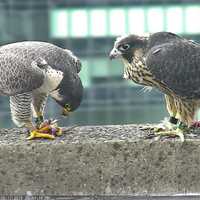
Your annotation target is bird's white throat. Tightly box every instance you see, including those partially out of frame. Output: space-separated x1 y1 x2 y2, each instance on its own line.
36 66 63 94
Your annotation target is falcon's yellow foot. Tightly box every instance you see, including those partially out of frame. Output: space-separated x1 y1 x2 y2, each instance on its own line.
140 118 176 132
27 130 55 140
154 128 185 142
151 123 189 142
143 120 189 142
27 119 63 140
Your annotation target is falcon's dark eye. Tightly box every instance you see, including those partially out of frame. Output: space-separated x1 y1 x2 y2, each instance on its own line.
119 44 130 51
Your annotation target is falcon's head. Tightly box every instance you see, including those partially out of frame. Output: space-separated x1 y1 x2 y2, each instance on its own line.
109 34 150 82
50 73 83 116
109 34 149 63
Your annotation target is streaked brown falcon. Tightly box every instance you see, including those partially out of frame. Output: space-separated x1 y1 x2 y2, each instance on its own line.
109 32 200 141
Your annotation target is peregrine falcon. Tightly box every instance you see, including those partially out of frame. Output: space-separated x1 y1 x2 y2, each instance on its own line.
109 32 200 141
0 41 83 139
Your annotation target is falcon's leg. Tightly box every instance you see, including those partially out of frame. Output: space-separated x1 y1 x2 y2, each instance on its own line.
141 95 178 131
31 93 47 127
30 93 55 139
10 93 34 129
154 95 179 131
153 122 187 142
10 93 55 139
30 93 62 139
152 99 197 141
164 95 179 126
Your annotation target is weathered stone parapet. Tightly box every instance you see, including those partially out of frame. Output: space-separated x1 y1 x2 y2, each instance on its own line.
0 125 200 195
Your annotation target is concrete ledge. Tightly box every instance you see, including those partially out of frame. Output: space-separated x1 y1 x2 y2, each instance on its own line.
0 124 200 195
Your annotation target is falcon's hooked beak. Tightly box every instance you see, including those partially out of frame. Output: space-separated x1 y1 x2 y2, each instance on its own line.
109 48 122 60
62 104 71 116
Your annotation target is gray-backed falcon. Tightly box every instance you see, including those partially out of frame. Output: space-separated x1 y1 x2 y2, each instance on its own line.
110 32 200 141
0 41 83 139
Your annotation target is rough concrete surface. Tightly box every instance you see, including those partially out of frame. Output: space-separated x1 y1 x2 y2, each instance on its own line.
0 124 200 195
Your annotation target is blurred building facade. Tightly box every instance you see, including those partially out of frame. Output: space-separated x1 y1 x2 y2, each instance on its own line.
0 0 200 127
